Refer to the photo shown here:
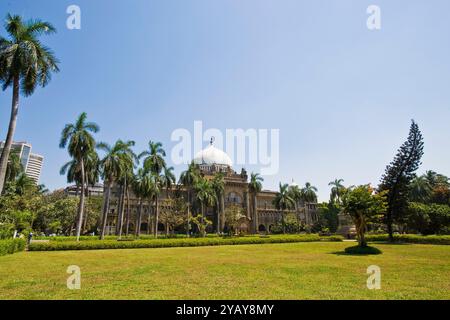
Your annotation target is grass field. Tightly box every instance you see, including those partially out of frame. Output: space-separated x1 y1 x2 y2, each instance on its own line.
0 242 449 300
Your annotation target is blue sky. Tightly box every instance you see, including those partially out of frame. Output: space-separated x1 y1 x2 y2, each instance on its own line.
0 0 449 201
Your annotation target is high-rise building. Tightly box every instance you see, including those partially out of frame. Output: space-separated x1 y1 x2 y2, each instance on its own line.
0 141 44 183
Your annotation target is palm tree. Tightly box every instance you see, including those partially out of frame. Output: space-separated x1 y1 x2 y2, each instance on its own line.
139 141 166 175
179 161 200 236
194 177 216 235
409 175 432 203
132 168 147 237
14 172 35 196
59 112 99 241
288 183 302 227
97 140 135 239
5 152 23 184
301 182 318 203
248 172 263 233
149 173 163 237
0 14 59 193
328 178 345 204
161 166 176 198
211 172 225 233
273 183 296 233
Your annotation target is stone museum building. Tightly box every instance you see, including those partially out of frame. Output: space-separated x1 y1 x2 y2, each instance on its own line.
106 143 318 235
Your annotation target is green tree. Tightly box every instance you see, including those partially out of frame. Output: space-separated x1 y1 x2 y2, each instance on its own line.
379 120 424 241
59 112 99 241
301 182 318 203
211 172 225 233
97 140 135 239
409 175 432 203
224 204 245 235
0 14 59 193
191 214 212 237
248 172 263 233
329 179 345 204
179 161 200 237
194 177 217 229
273 183 296 233
341 185 387 247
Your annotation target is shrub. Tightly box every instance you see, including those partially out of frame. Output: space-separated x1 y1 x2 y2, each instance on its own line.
344 245 382 255
29 235 327 251
0 239 26 256
366 234 450 245
322 235 344 242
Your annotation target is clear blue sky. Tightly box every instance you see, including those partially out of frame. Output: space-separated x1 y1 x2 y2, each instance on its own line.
1 0 449 201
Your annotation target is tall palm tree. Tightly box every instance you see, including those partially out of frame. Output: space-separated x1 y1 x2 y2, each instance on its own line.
139 141 166 175
149 173 162 237
328 178 345 204
161 166 176 198
195 177 217 234
273 183 296 233
248 172 263 233
97 140 135 239
179 161 200 236
0 14 59 193
14 172 35 196
139 141 167 238
132 168 148 237
59 113 99 241
212 172 225 233
288 183 302 227
301 182 318 203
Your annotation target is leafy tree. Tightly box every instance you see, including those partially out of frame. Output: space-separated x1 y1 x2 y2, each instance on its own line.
316 202 340 233
59 112 99 241
224 204 245 235
159 197 186 235
329 179 345 204
0 14 59 193
409 175 432 203
301 182 318 203
341 185 387 247
194 177 217 227
191 214 212 237
273 183 296 233
379 120 424 241
5 152 23 184
248 172 263 233
179 161 200 237
211 172 225 233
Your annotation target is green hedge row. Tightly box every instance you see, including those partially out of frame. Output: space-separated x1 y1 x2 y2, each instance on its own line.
0 239 26 256
366 234 450 245
33 234 220 242
28 234 343 251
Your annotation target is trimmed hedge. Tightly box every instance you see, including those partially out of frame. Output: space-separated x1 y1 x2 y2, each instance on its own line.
0 239 26 256
33 234 220 242
28 234 338 251
366 234 450 245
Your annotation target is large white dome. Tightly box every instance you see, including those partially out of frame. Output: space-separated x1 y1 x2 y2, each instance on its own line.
193 144 233 167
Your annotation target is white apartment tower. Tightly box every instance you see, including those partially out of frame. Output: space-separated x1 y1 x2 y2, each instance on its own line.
0 141 44 183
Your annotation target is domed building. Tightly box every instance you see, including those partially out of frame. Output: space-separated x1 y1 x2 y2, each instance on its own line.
105 142 318 235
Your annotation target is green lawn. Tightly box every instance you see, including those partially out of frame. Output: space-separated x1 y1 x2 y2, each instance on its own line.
0 242 449 300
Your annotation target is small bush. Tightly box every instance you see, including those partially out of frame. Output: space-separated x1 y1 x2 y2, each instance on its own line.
0 239 26 256
366 234 450 245
344 245 382 255
29 235 324 251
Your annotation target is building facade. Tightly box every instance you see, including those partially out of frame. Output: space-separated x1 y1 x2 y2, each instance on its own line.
106 143 318 235
0 141 44 183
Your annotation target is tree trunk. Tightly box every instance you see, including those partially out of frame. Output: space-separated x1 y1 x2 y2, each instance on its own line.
0 76 20 194
154 196 159 238
187 190 191 237
220 193 225 234
253 193 258 234
100 181 112 239
75 158 86 241
116 184 125 237
125 186 130 236
387 209 394 242
136 199 142 237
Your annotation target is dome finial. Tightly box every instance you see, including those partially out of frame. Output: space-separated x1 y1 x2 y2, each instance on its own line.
210 136 215 146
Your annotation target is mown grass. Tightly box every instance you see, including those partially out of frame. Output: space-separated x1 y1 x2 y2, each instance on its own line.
0 242 449 300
